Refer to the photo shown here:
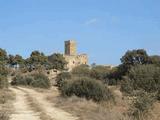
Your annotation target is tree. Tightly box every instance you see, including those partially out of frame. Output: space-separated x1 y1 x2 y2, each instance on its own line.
121 49 149 66
0 48 8 65
8 54 15 65
30 51 48 65
0 48 9 89
26 50 49 70
14 54 25 65
119 49 150 77
8 54 25 66
48 53 67 70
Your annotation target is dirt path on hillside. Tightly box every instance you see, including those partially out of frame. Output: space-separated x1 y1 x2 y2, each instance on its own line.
10 87 40 120
10 87 78 120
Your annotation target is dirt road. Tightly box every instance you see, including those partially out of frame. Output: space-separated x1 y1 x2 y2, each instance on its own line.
10 87 40 120
10 87 78 120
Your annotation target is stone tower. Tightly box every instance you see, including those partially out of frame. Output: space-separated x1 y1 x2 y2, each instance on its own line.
65 40 77 56
64 40 88 71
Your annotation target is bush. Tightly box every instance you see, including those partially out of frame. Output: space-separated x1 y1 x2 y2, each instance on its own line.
61 77 114 102
11 73 51 89
130 91 156 119
48 53 67 70
25 76 34 85
90 66 118 85
107 78 118 85
120 76 134 95
11 75 27 86
0 66 8 77
107 67 121 85
90 66 111 80
0 75 8 89
56 72 71 88
30 73 51 88
0 65 8 89
121 65 160 94
72 65 90 77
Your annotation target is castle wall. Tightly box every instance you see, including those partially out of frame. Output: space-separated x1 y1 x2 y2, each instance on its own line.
64 40 88 71
64 54 88 71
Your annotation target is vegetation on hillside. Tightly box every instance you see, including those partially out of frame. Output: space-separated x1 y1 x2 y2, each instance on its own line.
48 53 67 70
0 47 160 119
54 49 160 120
0 49 14 120
61 77 114 102
11 73 51 89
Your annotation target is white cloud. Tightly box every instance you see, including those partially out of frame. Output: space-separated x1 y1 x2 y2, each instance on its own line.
85 18 98 25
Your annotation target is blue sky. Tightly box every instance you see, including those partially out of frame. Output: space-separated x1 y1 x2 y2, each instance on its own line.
0 0 160 65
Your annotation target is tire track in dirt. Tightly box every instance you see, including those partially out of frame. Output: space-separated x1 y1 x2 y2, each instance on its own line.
18 87 78 120
10 87 40 120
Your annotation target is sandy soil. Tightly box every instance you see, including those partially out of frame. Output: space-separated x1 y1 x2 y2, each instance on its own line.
10 87 78 120
10 87 40 120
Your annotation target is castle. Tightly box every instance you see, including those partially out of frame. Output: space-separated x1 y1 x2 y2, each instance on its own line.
64 40 88 71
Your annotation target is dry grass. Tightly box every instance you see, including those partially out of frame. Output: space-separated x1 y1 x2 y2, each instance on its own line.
15 87 52 120
34 86 160 120
0 89 15 104
0 89 15 120
45 86 131 120
25 92 52 120
49 96 132 120
147 102 160 120
0 110 9 120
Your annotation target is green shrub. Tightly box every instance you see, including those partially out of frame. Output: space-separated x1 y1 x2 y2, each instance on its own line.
0 66 8 77
107 78 118 85
25 76 34 85
48 53 67 70
11 75 27 86
129 64 160 92
11 73 51 89
90 66 110 80
0 65 8 89
130 91 156 119
72 65 90 77
0 75 8 89
120 76 134 95
61 77 114 102
121 65 160 95
56 72 71 88
30 73 51 89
